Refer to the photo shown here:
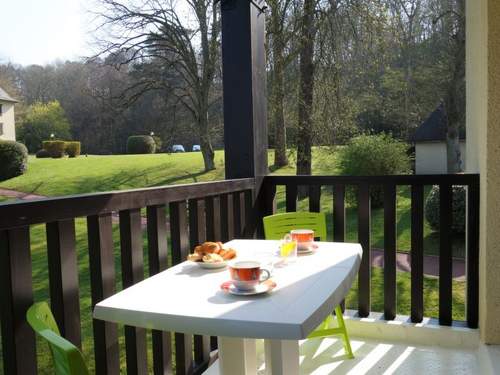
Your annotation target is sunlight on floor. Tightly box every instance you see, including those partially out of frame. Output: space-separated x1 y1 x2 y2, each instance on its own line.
255 336 479 374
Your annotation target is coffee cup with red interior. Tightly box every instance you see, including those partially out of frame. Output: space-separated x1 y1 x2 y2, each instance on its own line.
290 229 314 251
228 260 271 291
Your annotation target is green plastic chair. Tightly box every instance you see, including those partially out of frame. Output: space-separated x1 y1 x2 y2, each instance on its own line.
26 302 89 375
263 212 354 358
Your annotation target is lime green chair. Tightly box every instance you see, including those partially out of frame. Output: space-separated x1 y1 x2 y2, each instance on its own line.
27 302 89 375
263 212 354 358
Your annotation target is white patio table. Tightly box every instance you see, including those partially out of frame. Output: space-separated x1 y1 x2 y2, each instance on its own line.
93 239 362 375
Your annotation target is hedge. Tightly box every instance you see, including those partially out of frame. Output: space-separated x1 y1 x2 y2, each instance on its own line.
425 185 466 233
337 134 411 207
36 149 51 158
0 141 28 181
43 140 66 158
65 141 81 158
127 135 156 154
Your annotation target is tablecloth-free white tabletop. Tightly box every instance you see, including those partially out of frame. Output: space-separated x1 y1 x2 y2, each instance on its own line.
94 239 362 340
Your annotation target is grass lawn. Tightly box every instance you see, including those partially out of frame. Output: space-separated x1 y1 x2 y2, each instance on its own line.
0 149 466 373
0 196 9 203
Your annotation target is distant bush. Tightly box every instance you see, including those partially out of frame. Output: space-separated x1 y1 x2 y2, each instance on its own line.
152 136 162 152
0 141 28 181
17 101 71 153
127 135 156 154
43 140 66 158
338 134 411 207
35 149 51 158
65 141 81 158
425 185 466 233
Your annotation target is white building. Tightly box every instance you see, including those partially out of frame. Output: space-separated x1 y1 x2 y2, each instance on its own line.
0 86 18 141
413 104 465 174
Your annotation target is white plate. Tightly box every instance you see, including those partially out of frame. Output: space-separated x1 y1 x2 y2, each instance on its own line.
195 261 227 269
227 283 274 296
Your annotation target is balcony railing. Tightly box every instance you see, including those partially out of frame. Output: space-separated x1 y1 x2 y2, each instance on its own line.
0 174 479 375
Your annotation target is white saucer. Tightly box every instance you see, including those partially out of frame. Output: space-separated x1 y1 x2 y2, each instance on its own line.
196 261 227 269
297 248 315 255
228 283 273 296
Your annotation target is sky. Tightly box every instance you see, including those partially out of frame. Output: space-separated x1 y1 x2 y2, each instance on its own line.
0 0 92 66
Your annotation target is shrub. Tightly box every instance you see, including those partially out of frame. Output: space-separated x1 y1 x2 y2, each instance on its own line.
337 134 411 207
65 141 81 158
127 135 156 154
425 185 466 233
152 136 162 152
36 149 51 158
43 140 66 158
0 141 28 181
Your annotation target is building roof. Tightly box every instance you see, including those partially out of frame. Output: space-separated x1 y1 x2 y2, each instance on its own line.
0 86 18 103
412 104 465 142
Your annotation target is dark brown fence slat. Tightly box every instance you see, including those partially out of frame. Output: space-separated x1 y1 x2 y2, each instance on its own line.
238 191 247 237
220 194 235 241
87 214 120 375
46 219 81 347
358 184 371 317
286 184 298 212
383 185 397 320
334 185 345 242
439 184 453 326
243 190 254 238
189 200 211 368
232 193 242 237
205 196 221 242
309 185 321 213
0 227 36 375
146 206 172 374
119 209 148 375
466 180 480 328
411 185 424 323
169 201 193 374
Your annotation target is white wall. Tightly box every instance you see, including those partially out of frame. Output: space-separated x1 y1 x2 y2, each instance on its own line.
415 141 466 174
0 101 16 141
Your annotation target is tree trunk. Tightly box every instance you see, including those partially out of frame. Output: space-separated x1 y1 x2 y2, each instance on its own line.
296 0 315 182
198 112 215 171
270 3 288 168
444 0 465 174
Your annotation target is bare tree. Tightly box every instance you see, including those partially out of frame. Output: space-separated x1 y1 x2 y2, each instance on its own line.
267 0 296 167
296 0 317 178
93 0 220 170
441 0 465 173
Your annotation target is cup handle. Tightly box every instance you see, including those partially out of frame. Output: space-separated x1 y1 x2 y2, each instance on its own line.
260 269 271 282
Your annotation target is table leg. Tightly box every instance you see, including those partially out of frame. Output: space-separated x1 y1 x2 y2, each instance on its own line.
264 339 299 375
218 337 256 375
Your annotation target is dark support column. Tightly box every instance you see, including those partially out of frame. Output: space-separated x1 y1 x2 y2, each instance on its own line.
221 0 268 180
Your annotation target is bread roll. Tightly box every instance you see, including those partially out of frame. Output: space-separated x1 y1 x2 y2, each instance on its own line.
201 242 219 254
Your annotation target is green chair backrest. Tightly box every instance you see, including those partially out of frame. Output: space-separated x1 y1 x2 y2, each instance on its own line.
26 302 89 375
263 212 327 240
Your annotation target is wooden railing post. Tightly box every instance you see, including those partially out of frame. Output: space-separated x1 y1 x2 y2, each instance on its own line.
466 178 480 328
358 184 371 317
146 205 172 374
189 199 211 369
169 201 194 374
411 184 424 323
439 184 453 326
46 219 81 347
383 184 397 320
0 227 36 375
119 209 148 374
87 214 120 375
